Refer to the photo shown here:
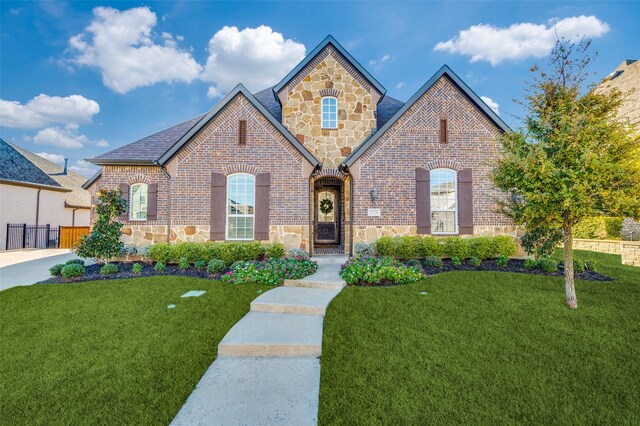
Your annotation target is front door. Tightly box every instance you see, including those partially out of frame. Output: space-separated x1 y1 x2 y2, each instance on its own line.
315 188 340 245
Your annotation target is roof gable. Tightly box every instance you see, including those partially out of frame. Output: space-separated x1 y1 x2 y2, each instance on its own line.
0 139 62 188
341 65 511 168
273 35 386 99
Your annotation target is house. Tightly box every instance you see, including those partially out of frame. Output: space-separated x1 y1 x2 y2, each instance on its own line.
0 139 91 250
595 59 640 240
85 35 516 255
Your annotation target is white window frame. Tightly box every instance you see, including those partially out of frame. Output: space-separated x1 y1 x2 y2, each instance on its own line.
430 168 458 235
129 183 148 221
225 173 255 241
321 96 338 129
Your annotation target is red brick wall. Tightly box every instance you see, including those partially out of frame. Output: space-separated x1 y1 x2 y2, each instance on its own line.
351 75 512 230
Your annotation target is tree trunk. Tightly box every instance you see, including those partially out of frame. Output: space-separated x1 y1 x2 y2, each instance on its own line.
563 224 578 309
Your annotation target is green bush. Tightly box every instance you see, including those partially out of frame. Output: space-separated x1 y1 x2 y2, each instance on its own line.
174 242 203 263
451 256 462 266
537 259 558 273
222 258 318 285
521 226 563 260
468 237 494 260
424 256 443 269
354 243 375 258
148 243 173 263
178 257 190 270
444 238 470 260
584 259 598 271
340 257 425 286
417 236 443 257
496 255 509 268
263 243 285 259
287 248 309 259
573 259 585 273
405 259 422 269
100 263 119 275
374 236 395 257
61 264 85 279
469 257 482 267
146 241 281 265
605 217 623 238
154 262 166 272
206 259 226 275
65 258 85 266
524 259 538 269
492 236 517 258
397 236 421 260
49 264 65 276
574 217 623 239
194 260 206 271
131 263 143 274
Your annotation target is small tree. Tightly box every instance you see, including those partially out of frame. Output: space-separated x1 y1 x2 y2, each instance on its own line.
492 39 640 308
75 188 127 264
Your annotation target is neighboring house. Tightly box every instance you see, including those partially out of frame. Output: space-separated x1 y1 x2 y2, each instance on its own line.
0 139 91 250
595 59 639 240
85 35 515 255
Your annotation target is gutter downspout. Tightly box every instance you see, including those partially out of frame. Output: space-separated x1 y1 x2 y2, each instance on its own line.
154 161 172 244
350 173 354 257
72 208 78 226
35 188 41 248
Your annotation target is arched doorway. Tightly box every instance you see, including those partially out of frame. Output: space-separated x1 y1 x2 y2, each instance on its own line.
313 176 344 250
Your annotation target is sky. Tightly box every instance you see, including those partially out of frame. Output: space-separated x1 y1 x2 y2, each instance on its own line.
1 1 639 178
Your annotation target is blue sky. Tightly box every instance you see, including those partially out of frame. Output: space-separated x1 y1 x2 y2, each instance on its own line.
1 1 638 177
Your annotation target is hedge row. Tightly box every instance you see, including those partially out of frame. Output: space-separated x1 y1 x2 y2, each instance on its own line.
374 235 517 260
147 241 285 265
574 217 623 239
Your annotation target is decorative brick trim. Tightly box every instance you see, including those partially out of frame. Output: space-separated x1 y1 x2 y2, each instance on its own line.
319 88 341 98
223 164 262 176
312 168 348 180
423 159 464 171
127 174 150 185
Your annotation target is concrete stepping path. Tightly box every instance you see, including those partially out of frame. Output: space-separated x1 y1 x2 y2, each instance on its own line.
172 256 347 426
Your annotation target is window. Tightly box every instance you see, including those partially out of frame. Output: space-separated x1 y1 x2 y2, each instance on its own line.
226 173 255 240
130 183 148 220
430 169 457 234
321 97 337 129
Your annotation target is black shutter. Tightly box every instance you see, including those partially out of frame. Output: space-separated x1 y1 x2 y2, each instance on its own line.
210 173 226 240
458 168 473 234
416 168 431 234
254 173 270 240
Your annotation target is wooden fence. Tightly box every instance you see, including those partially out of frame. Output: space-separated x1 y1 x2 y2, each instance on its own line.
59 226 90 249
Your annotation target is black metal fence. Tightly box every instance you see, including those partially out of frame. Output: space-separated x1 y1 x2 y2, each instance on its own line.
5 224 60 250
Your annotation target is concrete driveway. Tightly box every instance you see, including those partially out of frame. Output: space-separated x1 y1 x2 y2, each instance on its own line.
0 249 90 291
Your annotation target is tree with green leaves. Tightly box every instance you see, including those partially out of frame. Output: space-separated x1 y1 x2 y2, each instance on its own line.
492 39 640 309
75 188 127 264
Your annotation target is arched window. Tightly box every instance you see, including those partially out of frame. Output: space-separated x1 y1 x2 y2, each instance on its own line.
130 183 148 220
227 173 255 240
430 169 457 234
321 97 337 129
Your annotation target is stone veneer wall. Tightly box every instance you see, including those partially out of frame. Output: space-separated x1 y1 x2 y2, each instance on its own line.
280 46 380 168
621 241 640 267
349 75 512 235
353 225 522 243
622 218 640 241
572 238 622 254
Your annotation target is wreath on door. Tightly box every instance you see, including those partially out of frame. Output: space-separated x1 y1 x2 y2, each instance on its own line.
319 198 334 215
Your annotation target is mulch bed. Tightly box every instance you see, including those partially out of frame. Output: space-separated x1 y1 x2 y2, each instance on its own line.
418 258 612 281
38 262 227 285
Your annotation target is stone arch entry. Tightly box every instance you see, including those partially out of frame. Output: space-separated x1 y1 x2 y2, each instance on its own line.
313 176 344 249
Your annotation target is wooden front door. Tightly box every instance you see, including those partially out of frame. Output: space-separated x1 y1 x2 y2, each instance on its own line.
315 188 340 245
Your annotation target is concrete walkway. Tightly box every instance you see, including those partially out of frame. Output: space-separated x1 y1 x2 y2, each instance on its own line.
172 256 347 426
0 249 92 291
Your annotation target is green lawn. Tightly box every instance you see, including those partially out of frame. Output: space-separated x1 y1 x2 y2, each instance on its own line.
0 276 270 426
319 250 640 425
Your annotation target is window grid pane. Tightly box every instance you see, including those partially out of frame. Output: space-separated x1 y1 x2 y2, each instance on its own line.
227 174 255 240
321 97 337 129
430 170 457 234
130 184 147 220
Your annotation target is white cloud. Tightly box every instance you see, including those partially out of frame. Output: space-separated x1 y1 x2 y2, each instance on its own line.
69 160 98 178
434 15 609 65
32 126 108 149
0 94 100 129
36 152 66 164
69 6 202 93
481 96 500 115
201 25 306 98
395 82 405 89
368 53 393 70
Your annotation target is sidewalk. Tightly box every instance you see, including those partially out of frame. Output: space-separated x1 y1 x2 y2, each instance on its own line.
0 250 88 291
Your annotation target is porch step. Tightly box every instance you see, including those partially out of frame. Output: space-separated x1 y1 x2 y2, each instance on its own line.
284 279 346 291
250 286 341 316
218 312 323 357
311 255 349 265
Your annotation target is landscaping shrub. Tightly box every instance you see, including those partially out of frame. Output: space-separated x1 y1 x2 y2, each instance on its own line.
61 264 85 279
584 259 598 271
221 258 318 285
496 255 509 268
148 243 173 264
49 264 65 276
424 256 443 269
287 248 309 259
194 260 206 271
395 236 420 260
451 257 462 266
405 259 422 269
354 243 375 258
524 259 538 269
468 237 494 260
574 216 623 239
492 236 517 258
537 259 558 273
119 246 137 260
74 188 125 262
206 259 226 275
605 217 623 239
131 263 143 274
65 258 85 266
469 257 482 267
444 238 470 260
174 242 202 263
573 259 585 273
178 257 190 270
154 262 166 272
374 236 395 257
147 241 283 265
340 257 425 286
521 226 563 260
417 236 443 257
100 263 119 275
263 243 285 259
137 246 150 260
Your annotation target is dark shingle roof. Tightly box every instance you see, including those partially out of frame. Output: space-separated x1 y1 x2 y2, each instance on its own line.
0 139 61 188
376 95 404 128
91 114 205 164
253 87 282 122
